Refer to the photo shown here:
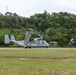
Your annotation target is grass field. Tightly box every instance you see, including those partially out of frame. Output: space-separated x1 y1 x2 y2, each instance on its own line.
0 48 76 75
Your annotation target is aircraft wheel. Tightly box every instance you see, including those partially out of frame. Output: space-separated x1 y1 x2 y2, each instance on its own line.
28 47 31 48
25 46 28 48
46 46 48 48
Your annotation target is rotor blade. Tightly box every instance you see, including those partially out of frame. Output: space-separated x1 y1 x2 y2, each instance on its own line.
16 25 26 30
16 25 33 32
16 25 42 36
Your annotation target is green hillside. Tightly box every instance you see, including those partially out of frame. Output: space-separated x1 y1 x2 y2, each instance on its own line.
0 11 76 47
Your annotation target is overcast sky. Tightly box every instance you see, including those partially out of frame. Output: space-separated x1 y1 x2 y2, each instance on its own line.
0 0 76 17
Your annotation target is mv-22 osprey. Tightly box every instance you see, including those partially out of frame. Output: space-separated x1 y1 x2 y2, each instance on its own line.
4 25 50 48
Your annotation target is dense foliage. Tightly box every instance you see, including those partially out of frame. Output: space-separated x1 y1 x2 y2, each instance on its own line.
0 11 76 47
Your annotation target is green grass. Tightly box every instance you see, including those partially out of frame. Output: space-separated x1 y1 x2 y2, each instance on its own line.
0 48 76 75
0 59 76 75
0 48 76 59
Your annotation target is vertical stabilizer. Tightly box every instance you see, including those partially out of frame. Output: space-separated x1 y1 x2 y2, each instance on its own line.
10 35 16 42
4 34 10 44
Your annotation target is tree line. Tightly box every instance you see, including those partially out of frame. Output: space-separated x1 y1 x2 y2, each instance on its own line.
0 11 76 47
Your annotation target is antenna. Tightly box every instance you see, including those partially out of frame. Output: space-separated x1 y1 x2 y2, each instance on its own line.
6 5 8 12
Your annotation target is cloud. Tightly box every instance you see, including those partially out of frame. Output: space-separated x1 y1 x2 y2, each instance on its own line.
0 0 76 17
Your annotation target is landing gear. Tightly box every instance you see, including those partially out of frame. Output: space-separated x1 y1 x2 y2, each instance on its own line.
28 46 31 48
25 46 31 48
25 46 28 48
46 46 48 48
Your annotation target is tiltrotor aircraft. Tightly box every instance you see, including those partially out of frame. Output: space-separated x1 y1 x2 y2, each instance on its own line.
4 25 50 48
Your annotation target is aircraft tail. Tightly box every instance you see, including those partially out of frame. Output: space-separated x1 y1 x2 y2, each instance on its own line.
4 34 10 44
10 35 16 42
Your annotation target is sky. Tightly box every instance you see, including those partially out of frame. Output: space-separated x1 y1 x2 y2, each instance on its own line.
0 0 76 17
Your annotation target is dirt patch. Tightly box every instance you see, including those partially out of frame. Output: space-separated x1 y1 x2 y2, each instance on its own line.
0 56 76 62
